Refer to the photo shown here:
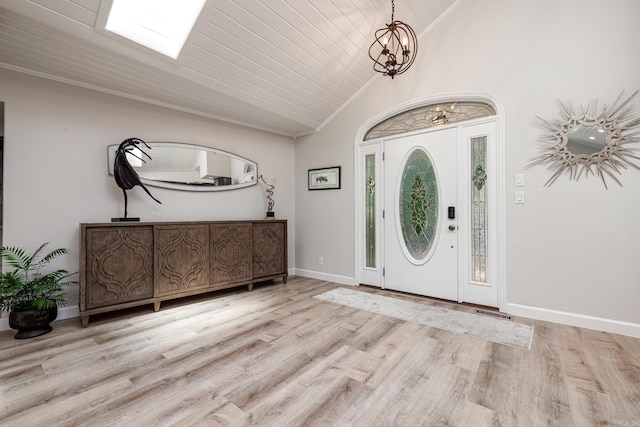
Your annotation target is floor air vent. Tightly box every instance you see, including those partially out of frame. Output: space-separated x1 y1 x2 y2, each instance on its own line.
475 309 512 320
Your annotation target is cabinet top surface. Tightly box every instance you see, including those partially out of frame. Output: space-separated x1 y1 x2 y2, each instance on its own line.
81 219 287 228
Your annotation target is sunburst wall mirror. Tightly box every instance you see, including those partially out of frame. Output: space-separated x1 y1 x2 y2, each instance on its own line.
527 90 640 188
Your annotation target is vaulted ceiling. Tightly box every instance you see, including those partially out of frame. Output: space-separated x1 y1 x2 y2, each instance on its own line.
0 0 458 137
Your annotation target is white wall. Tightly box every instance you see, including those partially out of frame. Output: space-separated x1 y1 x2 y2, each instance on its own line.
295 0 640 333
0 69 296 328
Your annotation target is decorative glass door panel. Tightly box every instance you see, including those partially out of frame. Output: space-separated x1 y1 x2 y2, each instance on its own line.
359 144 382 286
398 148 438 264
461 122 498 307
365 154 376 268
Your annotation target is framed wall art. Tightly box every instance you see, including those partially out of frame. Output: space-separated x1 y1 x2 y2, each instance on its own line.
308 166 341 190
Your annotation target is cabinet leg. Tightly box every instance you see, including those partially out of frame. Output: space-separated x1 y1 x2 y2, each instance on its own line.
283 275 288 284
247 283 254 291
154 301 161 312
80 315 89 328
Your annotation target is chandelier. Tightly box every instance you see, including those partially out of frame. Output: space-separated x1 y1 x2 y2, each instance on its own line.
368 0 418 79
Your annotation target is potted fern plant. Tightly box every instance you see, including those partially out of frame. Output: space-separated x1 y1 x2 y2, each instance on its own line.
0 243 77 339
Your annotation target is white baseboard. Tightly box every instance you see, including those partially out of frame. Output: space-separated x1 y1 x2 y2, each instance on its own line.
505 303 640 339
0 305 80 332
293 269 355 287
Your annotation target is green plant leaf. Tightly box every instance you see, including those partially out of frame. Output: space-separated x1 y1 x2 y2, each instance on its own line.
0 243 77 312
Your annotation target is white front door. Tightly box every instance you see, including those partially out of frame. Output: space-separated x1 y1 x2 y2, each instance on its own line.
384 128 459 301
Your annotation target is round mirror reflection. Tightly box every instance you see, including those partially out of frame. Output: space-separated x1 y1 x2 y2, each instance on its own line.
566 124 606 155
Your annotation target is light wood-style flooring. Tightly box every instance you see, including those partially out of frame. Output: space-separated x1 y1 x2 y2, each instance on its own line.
1 276 639 426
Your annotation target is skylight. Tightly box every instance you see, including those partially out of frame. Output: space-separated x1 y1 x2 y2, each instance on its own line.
105 0 206 59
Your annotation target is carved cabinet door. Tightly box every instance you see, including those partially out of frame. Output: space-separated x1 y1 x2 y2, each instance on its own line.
84 226 154 309
154 224 210 296
253 221 286 279
210 223 252 288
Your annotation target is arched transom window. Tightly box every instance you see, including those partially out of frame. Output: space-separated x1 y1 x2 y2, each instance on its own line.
364 101 496 141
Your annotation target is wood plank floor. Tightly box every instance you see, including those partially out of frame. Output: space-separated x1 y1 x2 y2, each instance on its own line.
1 276 639 426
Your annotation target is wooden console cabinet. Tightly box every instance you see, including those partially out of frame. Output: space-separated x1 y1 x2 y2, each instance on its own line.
79 220 287 327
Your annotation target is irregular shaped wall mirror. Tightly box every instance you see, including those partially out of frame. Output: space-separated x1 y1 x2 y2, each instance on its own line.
108 142 257 191
527 90 640 188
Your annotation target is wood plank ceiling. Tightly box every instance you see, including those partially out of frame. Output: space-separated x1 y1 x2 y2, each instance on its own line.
0 0 457 137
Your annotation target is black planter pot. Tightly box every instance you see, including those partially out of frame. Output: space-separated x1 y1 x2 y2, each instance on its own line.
8 306 58 339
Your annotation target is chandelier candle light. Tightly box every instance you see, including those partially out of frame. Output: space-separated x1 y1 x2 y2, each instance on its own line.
259 175 275 219
369 0 418 78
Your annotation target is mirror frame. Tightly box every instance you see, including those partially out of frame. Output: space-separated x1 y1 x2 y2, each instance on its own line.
107 142 258 192
527 90 640 188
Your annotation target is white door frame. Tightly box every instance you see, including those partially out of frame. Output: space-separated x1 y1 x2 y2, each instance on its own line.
354 93 507 310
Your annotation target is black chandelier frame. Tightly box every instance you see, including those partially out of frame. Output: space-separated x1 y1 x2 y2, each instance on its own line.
368 0 418 78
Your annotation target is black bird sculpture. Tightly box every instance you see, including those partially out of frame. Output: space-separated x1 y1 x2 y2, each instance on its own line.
113 137 161 219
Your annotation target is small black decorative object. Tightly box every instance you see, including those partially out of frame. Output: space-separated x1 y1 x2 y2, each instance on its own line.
112 138 161 222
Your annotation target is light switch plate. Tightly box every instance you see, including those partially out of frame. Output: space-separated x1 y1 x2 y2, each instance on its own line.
514 174 524 187
515 191 525 204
